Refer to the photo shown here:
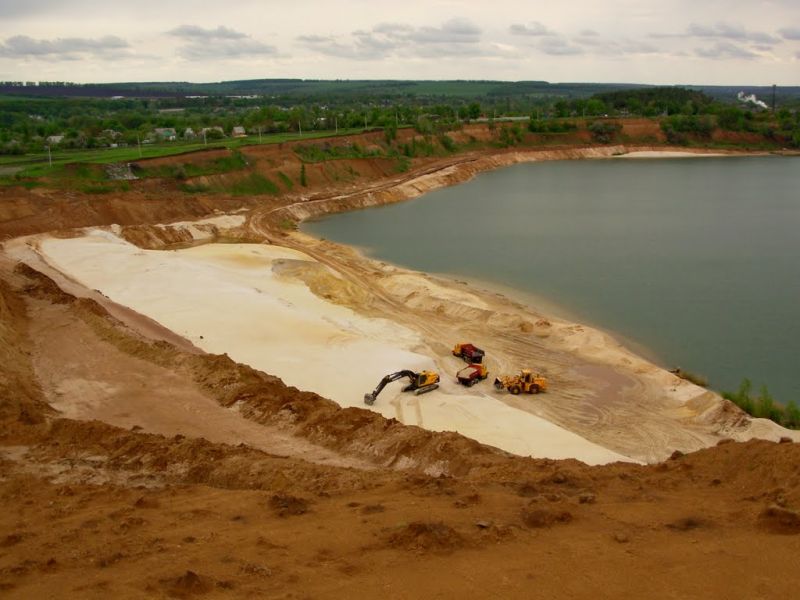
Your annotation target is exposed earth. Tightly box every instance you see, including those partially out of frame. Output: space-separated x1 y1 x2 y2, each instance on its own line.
1 123 798 598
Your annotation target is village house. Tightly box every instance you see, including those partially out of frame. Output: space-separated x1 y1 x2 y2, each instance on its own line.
46 135 64 146
152 127 177 141
231 126 247 138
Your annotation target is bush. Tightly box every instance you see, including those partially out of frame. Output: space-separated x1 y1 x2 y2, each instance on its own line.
438 134 456 152
497 124 524 147
588 121 622 143
722 378 799 429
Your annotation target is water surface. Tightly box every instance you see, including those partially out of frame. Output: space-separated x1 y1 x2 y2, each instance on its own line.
303 156 800 401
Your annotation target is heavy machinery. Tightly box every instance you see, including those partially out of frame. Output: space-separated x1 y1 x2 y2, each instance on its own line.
457 364 489 387
494 369 548 395
363 370 440 406
452 343 485 364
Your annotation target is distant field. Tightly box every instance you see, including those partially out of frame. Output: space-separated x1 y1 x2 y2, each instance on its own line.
0 129 362 178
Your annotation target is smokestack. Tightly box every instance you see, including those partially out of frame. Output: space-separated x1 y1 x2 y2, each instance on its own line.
772 84 776 112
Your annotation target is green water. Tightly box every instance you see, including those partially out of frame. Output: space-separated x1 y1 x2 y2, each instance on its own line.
303 156 800 401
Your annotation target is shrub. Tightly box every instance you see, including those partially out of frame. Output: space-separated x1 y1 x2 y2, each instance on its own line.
588 121 622 143
277 171 293 190
722 378 799 429
438 134 456 152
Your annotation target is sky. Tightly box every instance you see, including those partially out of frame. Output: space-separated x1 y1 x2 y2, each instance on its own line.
0 0 798 85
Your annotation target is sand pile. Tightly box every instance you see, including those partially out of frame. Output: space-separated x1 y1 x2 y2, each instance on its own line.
36 231 631 465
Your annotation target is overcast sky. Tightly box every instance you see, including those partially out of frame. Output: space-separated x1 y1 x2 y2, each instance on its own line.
0 0 798 85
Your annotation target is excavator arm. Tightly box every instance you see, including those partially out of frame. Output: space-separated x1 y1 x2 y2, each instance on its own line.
364 370 418 405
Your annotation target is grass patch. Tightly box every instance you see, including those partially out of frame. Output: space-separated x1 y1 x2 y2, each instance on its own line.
180 182 211 193
277 171 294 190
0 128 363 179
138 150 248 179
295 141 382 163
226 173 279 196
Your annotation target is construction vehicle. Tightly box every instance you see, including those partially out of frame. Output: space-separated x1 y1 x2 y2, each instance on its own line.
452 343 485 364
363 370 440 406
494 369 548 395
457 364 489 387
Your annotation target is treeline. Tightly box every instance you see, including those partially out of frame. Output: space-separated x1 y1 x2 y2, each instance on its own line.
593 87 716 116
3 85 800 156
723 379 800 429
0 94 487 155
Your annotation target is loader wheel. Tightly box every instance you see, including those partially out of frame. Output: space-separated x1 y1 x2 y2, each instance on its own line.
530 384 540 394
509 385 521 395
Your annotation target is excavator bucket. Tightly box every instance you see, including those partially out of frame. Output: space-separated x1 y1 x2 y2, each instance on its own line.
364 393 376 406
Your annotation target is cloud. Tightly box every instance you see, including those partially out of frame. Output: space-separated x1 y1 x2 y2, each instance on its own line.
575 36 660 56
166 24 276 60
299 19 487 60
779 27 800 40
538 37 584 56
695 41 759 60
687 22 779 43
0 34 130 60
509 22 555 37
653 22 780 44
167 25 247 40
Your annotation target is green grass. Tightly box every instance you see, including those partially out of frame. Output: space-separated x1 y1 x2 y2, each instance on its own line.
0 128 363 180
277 171 294 190
723 378 800 429
225 173 279 196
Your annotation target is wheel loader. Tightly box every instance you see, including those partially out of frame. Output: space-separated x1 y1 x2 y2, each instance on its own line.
363 370 440 405
494 369 548 395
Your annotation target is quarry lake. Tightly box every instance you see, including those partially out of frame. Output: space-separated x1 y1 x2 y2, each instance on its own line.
303 156 800 402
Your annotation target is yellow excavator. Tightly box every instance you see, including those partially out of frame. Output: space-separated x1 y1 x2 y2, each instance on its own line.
363 370 440 406
494 369 548 395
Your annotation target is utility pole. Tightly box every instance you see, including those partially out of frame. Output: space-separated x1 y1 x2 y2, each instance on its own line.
203 130 207 146
335 116 338 135
136 134 142 158
364 114 368 130
299 122 302 136
47 145 52 167
258 126 262 144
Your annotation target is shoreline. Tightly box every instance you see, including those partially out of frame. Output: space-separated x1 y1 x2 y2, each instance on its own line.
299 227 668 370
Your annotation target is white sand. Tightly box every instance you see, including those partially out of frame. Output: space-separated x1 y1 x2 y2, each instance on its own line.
619 151 730 159
39 231 632 465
